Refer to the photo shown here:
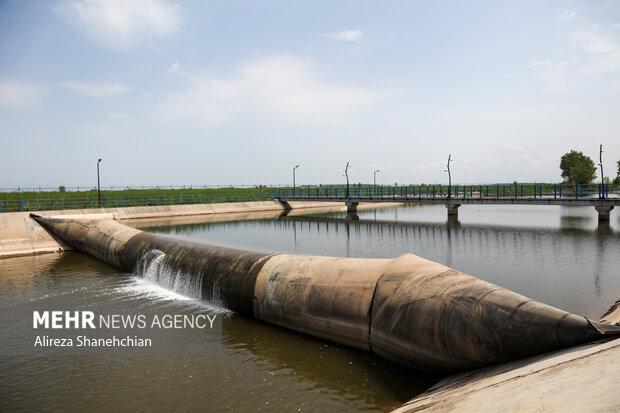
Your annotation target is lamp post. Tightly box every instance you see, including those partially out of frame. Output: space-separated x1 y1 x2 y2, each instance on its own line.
599 144 605 199
97 158 102 207
444 154 452 199
293 164 299 196
344 162 351 198
373 169 380 188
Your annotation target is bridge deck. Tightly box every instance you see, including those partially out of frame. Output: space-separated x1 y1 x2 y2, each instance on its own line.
276 195 620 207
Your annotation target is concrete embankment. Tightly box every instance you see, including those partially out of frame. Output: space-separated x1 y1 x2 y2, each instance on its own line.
0 201 395 259
392 337 620 412
390 297 620 412
28 215 620 372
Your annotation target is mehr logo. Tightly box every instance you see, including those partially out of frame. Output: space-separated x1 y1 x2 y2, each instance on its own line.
33 311 218 329
33 311 96 329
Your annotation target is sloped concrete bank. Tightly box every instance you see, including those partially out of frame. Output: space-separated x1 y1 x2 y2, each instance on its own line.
392 336 620 413
0 201 397 259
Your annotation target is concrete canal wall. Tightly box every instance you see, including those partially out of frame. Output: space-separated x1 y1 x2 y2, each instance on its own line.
0 201 397 259
392 335 620 413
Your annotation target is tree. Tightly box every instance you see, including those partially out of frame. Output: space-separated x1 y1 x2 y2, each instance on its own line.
559 150 596 184
614 160 620 185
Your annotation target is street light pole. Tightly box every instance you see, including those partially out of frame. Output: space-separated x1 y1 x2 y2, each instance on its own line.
97 158 102 207
445 154 452 199
344 162 351 198
599 144 605 199
374 169 380 188
293 164 299 196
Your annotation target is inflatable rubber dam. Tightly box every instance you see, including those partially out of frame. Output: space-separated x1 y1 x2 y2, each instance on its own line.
31 214 620 372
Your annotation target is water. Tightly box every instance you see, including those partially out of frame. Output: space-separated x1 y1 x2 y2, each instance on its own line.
1 203 619 412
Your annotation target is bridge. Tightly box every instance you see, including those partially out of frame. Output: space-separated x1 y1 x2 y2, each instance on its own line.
274 183 620 221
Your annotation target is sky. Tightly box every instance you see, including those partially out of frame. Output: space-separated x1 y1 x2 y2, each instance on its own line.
1 0 619 189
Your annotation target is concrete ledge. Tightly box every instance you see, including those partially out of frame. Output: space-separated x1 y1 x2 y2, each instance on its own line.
0 202 280 259
392 337 620 412
0 201 399 259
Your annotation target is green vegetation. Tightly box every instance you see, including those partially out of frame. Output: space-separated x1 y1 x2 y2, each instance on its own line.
614 160 620 185
0 186 271 201
559 150 597 184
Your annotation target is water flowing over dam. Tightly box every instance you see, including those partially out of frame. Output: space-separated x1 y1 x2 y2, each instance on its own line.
30 214 620 372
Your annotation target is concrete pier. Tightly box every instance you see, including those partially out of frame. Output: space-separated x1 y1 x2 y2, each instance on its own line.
445 202 461 216
345 200 359 213
595 205 614 221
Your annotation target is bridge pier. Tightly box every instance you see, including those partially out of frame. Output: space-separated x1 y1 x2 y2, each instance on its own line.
277 200 293 211
345 201 359 221
445 203 461 217
595 205 614 221
345 201 359 214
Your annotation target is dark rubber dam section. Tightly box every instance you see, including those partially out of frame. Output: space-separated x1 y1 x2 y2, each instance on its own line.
120 232 275 315
30 214 620 372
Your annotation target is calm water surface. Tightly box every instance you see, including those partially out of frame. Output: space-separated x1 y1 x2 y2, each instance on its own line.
1 204 619 412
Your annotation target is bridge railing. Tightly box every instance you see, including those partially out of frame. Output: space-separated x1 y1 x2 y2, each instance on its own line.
2 183 618 213
275 183 620 200
0 192 273 213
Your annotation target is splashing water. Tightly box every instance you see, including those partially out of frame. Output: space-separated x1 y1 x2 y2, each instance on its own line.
135 249 204 301
132 249 225 308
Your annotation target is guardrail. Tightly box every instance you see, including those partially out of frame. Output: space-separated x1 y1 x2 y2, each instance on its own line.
275 183 620 200
0 192 273 213
1 184 618 213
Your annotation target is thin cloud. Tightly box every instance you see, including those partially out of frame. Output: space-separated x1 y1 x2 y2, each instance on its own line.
559 10 576 21
325 30 364 42
503 144 525 151
530 58 570 92
409 162 442 171
106 110 132 121
161 55 381 125
576 31 620 74
530 58 552 67
167 61 186 75
0 81 44 109
62 81 131 98
54 0 180 51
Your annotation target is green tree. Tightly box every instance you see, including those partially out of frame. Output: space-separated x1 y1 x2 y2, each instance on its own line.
559 150 596 184
614 160 620 185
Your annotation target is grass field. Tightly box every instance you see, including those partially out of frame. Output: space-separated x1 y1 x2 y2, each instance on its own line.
0 186 271 201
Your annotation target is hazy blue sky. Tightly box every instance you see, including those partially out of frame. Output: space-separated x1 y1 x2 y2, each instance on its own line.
1 0 619 188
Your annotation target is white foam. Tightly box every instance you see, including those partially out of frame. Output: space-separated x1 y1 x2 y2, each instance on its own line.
124 249 231 314
116 277 231 313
